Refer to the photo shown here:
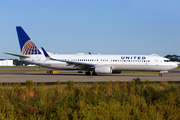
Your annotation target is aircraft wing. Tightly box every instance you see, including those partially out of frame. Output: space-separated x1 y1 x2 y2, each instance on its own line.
4 52 30 58
52 58 95 68
41 47 96 68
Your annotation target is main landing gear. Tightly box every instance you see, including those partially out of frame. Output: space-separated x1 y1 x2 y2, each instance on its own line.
85 71 91 75
78 70 83 73
92 71 97 75
85 71 97 76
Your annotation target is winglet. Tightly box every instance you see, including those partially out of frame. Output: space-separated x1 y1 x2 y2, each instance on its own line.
41 47 60 61
41 47 50 58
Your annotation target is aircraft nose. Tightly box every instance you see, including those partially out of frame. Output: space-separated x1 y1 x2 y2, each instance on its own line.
175 63 178 68
173 62 178 68
170 62 178 69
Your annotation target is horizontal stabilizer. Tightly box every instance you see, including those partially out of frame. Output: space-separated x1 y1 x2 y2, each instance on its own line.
4 52 30 58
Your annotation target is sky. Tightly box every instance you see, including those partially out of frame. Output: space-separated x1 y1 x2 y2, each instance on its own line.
0 0 180 59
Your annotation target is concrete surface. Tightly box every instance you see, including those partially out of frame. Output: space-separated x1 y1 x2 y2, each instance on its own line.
0 68 179 83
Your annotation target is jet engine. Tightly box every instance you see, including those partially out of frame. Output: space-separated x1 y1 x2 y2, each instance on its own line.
95 65 112 74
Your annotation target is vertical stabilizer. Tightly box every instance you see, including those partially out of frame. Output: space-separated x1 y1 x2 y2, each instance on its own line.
16 26 41 55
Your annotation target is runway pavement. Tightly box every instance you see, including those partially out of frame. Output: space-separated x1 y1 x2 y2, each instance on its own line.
0 68 180 83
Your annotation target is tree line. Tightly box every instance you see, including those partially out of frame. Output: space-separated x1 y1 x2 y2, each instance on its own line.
165 54 180 62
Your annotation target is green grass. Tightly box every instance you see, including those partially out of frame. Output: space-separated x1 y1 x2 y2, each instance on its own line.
0 70 45 72
177 66 180 69
0 79 180 119
121 71 159 73
0 66 42 68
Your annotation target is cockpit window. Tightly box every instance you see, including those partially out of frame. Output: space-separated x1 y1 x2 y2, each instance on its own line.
164 60 170 62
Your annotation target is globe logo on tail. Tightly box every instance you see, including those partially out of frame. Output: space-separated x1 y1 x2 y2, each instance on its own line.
22 40 41 55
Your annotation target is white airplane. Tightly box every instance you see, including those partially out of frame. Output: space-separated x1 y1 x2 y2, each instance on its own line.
5 26 178 76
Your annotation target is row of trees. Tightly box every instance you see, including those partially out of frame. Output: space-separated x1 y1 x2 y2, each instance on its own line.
13 59 29 66
165 54 180 62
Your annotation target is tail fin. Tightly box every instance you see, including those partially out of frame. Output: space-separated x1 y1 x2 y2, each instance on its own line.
16 26 41 55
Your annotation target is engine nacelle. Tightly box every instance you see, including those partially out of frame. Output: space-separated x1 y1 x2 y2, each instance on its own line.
95 65 112 74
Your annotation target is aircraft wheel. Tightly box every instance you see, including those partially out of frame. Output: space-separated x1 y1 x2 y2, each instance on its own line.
158 73 162 77
78 70 83 73
85 71 91 75
92 71 97 76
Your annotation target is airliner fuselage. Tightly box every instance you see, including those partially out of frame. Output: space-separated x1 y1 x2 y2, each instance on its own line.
21 53 177 75
5 26 178 76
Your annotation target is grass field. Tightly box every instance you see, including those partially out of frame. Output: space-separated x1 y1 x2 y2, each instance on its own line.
0 66 41 68
0 79 180 119
0 70 47 73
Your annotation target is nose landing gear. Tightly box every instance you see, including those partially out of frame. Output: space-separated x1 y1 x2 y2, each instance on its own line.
158 73 162 77
159 71 168 77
